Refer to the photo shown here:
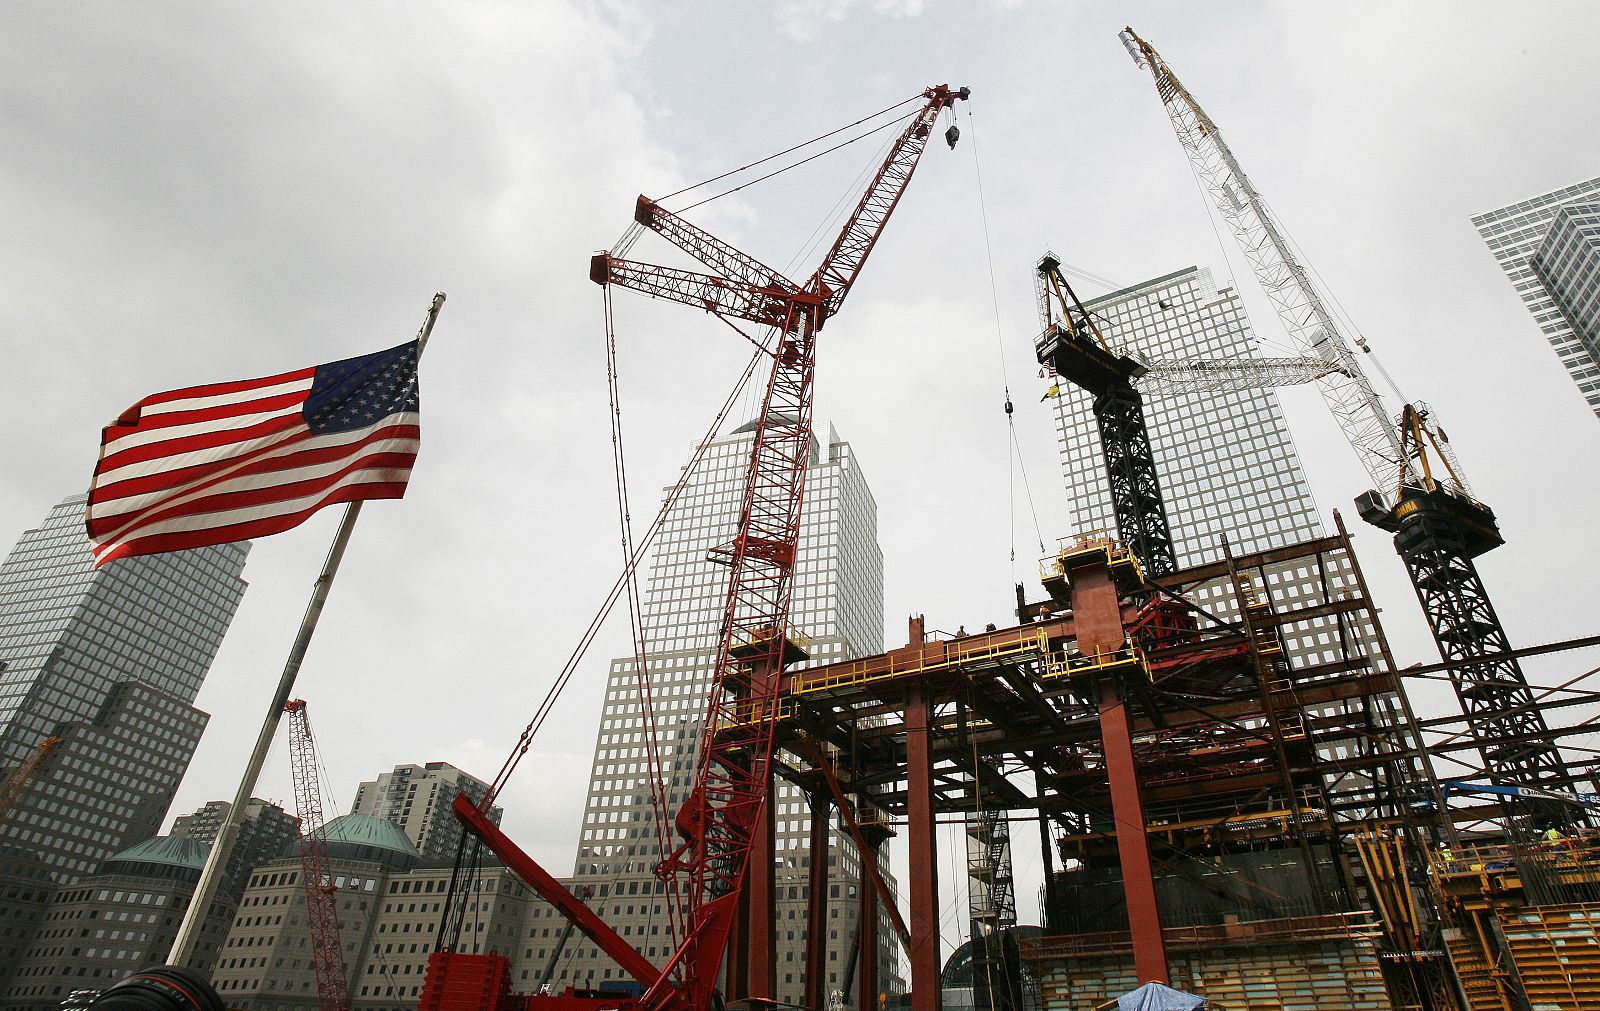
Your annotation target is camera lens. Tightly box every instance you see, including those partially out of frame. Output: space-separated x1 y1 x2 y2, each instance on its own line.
87 966 225 1011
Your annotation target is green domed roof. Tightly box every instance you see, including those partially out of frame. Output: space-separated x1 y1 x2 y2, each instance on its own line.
109 835 211 871
316 814 420 858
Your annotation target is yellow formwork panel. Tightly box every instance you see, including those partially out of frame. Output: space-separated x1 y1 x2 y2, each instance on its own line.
1030 936 1391 1011
1498 903 1600 1011
1442 930 1510 1011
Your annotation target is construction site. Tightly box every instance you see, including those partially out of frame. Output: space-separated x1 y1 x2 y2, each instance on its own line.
393 27 1600 1011
9 19 1592 1011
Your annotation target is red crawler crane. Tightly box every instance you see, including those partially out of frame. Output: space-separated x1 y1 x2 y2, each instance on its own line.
427 84 967 1011
285 699 350 1011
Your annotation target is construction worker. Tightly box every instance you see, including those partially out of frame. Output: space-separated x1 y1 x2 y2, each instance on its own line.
1544 826 1566 845
1438 841 1456 871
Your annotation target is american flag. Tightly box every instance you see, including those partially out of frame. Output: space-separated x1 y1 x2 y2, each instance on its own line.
86 340 422 567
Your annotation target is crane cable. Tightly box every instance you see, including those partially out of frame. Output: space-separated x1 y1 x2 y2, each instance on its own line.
671 109 922 216
485 324 776 806
658 92 924 204
963 101 1046 567
603 283 678 892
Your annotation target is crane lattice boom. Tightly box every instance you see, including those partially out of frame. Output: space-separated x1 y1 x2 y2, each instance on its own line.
286 699 350 1011
1135 355 1343 395
0 736 62 824
442 84 967 1011
1119 27 1422 503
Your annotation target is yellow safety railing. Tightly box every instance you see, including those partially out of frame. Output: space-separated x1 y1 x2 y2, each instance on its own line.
789 628 1052 695
1041 643 1149 682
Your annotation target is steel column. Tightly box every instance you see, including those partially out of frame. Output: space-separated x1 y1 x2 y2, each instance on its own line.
1067 552 1170 986
905 615 942 1011
749 755 777 1002
806 787 833 1011
727 876 750 1004
1097 681 1170 986
857 831 883 1011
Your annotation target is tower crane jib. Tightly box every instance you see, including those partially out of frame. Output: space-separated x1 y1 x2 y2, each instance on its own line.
1119 26 1420 503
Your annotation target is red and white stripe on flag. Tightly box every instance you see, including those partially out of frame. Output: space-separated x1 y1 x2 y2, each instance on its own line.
86 346 420 567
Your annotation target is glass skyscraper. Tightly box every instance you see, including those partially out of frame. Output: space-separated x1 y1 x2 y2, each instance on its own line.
1048 267 1402 777
1473 175 1600 418
1052 267 1323 563
0 494 248 882
563 420 900 1003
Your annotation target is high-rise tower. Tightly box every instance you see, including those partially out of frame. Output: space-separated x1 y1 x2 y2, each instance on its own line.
1472 175 1600 419
562 420 899 1003
171 798 300 898
350 761 501 862
1052 267 1323 562
1048 268 1400 729
0 493 248 882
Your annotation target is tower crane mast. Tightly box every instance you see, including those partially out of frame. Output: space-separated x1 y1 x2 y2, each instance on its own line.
1119 27 1573 817
1036 253 1177 577
285 699 350 1011
1034 253 1338 576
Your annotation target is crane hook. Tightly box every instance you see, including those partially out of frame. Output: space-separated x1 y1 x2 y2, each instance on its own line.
945 121 961 150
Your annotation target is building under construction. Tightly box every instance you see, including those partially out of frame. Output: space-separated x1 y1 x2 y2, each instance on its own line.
750 525 1600 1011
417 42 1600 1011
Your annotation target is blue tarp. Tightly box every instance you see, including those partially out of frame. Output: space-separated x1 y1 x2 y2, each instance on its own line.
1115 982 1207 1011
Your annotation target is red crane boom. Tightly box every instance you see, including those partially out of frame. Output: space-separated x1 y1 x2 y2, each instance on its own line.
595 84 965 1011
436 84 966 1011
286 699 350 1011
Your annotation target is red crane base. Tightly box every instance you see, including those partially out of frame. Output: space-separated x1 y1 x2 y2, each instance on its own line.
421 952 643 1011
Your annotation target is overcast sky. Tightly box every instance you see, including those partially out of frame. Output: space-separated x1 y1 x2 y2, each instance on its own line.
5 0 1600 957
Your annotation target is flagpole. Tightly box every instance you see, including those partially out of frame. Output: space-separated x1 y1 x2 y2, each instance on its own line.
167 292 446 967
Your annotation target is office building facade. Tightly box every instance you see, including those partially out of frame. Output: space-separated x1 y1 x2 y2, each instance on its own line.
1472 175 1600 418
1051 267 1323 564
210 814 419 1009
172 798 301 898
0 494 248 885
211 822 561 1011
566 420 901 1003
1049 266 1404 811
1 835 239 1009
350 762 500 863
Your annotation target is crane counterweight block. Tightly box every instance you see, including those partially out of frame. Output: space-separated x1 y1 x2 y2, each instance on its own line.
1036 323 1148 398
635 195 662 227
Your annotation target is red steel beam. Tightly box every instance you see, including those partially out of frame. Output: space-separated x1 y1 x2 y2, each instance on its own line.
904 616 942 1011
806 741 913 956
451 794 661 987
805 787 832 1011
857 833 881 1011
1065 553 1170 987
